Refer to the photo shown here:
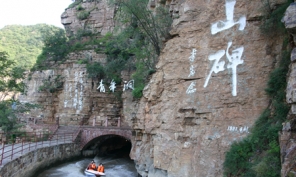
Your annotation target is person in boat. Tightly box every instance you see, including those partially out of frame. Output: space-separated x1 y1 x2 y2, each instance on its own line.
97 163 105 173
87 160 97 170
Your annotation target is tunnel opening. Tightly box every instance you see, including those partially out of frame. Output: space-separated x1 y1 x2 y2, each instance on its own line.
82 134 132 158
32 134 138 177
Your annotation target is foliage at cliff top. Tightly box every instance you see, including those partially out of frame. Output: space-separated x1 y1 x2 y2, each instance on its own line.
102 0 172 98
32 27 69 71
34 0 172 98
0 24 61 70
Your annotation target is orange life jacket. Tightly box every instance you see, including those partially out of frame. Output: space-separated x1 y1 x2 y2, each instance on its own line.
88 163 96 170
97 165 104 172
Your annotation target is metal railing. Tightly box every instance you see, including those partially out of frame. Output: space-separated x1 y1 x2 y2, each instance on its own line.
0 131 77 166
79 117 122 127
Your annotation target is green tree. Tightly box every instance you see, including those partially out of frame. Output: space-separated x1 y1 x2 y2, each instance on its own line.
33 27 69 70
0 51 38 133
95 0 172 97
111 0 172 55
0 100 38 133
0 24 57 70
38 75 65 93
0 52 26 101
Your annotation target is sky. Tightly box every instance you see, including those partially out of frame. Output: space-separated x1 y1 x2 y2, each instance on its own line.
0 0 73 29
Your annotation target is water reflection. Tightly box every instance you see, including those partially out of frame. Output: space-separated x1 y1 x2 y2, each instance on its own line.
35 155 138 177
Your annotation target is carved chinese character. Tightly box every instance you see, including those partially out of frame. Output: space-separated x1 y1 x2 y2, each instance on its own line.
204 50 226 87
97 79 105 92
109 79 116 92
123 80 134 91
204 42 243 96
226 42 244 96
211 0 246 35
189 49 197 62
188 65 196 77
186 82 196 94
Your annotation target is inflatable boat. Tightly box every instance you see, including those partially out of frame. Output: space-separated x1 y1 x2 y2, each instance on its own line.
85 168 105 176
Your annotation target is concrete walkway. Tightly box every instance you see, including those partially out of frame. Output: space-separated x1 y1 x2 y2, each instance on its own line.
0 135 75 167
0 125 131 168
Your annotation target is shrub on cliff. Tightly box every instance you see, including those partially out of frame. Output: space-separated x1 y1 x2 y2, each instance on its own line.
38 75 65 93
0 51 26 101
223 41 291 177
260 0 292 36
68 0 83 9
32 27 69 71
96 0 172 98
0 52 39 132
223 1 292 176
77 10 90 20
0 100 38 133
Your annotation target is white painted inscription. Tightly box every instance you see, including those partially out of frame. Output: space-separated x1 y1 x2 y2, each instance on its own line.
204 50 226 88
189 49 197 62
186 82 196 94
188 65 196 77
204 42 243 96
109 79 116 92
211 0 246 35
186 49 197 94
226 42 244 96
227 126 249 133
97 79 106 92
123 80 134 91
63 70 84 112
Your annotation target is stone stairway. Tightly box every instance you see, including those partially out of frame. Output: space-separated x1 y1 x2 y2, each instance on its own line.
50 126 80 142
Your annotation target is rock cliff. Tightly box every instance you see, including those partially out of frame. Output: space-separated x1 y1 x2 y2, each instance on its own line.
19 0 293 176
130 0 285 176
280 2 296 176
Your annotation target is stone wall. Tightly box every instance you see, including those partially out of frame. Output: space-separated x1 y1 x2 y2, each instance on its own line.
0 143 80 177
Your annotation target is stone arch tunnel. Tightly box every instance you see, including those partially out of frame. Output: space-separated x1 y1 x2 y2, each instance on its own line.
80 127 133 157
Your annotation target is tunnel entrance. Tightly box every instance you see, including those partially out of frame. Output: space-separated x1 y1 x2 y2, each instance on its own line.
34 134 137 177
82 134 132 158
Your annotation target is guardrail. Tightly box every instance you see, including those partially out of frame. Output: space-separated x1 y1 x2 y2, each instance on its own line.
0 132 77 166
79 117 122 127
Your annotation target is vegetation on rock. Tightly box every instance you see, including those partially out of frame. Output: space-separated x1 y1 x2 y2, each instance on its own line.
32 27 69 71
34 0 172 98
0 51 38 132
260 0 292 36
38 75 65 93
101 0 172 98
0 52 26 101
223 1 292 176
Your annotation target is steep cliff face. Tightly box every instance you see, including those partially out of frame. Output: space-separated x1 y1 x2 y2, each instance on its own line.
19 1 127 127
128 0 286 176
19 50 124 126
19 0 290 177
281 3 296 177
61 0 115 36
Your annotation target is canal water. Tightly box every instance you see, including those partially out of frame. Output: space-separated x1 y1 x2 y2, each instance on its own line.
35 155 138 177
